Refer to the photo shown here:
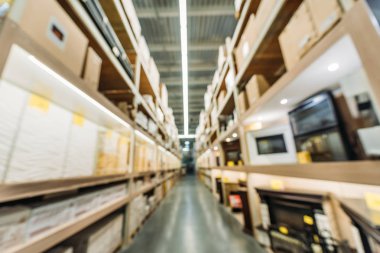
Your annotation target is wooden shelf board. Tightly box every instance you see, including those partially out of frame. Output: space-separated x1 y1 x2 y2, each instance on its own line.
234 0 302 86
207 161 380 186
217 88 235 117
7 196 131 253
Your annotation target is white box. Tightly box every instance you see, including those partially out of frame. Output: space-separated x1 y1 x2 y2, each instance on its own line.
63 115 98 178
0 81 27 182
6 95 71 183
0 206 30 250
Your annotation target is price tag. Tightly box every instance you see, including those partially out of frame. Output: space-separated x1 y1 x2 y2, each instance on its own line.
73 113 84 126
304 215 314 225
279 226 288 235
365 192 380 211
28 94 50 112
270 179 285 190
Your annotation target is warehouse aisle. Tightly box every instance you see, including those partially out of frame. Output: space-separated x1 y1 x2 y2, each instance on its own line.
123 176 265 253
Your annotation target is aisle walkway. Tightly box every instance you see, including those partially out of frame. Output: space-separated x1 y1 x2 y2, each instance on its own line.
123 176 265 253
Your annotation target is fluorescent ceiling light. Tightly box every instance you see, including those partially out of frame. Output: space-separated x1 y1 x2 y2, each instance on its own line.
179 0 189 135
328 62 340 72
232 132 238 138
213 146 218 151
185 141 190 145
280 98 288 105
179 134 195 139
226 137 231 142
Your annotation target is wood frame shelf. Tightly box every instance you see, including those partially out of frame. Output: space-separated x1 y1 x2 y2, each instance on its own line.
199 161 380 186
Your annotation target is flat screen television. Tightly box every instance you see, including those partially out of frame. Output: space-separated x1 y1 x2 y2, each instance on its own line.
256 134 288 155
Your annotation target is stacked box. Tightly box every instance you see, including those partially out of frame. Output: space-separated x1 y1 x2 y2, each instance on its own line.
96 130 120 175
143 95 155 112
149 57 160 95
139 36 150 67
6 94 71 183
123 0 141 38
135 111 148 129
0 81 27 182
156 106 164 123
26 199 74 238
0 207 30 250
246 75 270 106
117 135 130 173
63 115 98 178
72 192 100 218
66 214 123 253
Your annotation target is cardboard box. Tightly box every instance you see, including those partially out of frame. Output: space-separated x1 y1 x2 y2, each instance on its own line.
9 0 88 76
306 0 342 37
245 75 269 106
83 47 102 91
160 83 168 109
279 2 317 70
149 57 160 94
235 0 278 71
238 90 248 114
139 36 150 68
123 0 141 38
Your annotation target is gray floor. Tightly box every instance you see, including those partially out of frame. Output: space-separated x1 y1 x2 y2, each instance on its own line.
123 176 265 253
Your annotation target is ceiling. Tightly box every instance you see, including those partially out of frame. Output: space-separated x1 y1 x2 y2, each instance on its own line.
133 0 237 135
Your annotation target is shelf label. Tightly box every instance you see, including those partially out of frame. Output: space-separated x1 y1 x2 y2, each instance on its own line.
365 192 380 211
73 113 85 126
28 94 50 112
304 215 314 225
270 179 285 190
279 226 288 235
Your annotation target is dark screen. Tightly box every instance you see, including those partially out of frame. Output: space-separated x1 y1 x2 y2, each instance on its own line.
256 134 287 155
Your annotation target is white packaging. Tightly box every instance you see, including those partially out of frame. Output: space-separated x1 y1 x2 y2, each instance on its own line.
225 69 235 91
149 57 160 95
0 81 27 182
156 107 164 123
0 206 30 250
139 36 150 68
135 111 148 129
123 0 141 38
27 199 73 238
73 192 100 217
63 115 98 178
6 95 71 183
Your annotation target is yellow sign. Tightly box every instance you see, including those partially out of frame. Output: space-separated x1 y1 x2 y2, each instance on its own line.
303 215 314 225
297 151 312 164
279 226 288 235
73 113 85 126
227 161 235 167
270 179 285 190
28 94 50 112
365 192 380 211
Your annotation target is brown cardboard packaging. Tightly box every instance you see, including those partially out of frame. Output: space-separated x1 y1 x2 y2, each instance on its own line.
238 90 248 114
8 0 88 76
306 0 342 37
83 47 102 90
279 2 317 70
245 75 269 106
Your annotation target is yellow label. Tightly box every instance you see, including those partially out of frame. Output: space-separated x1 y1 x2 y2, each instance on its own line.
303 215 314 225
270 179 285 190
237 160 244 166
73 113 85 126
313 234 320 243
222 177 229 183
227 161 235 167
279 226 288 235
28 94 50 112
297 151 312 164
365 192 380 211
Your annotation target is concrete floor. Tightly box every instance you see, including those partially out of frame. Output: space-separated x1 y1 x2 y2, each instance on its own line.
122 176 265 253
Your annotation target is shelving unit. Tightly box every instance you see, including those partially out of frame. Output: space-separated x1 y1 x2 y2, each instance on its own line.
0 0 182 252
196 0 380 251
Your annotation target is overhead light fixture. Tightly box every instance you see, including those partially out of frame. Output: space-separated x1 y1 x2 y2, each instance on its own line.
185 141 190 145
232 132 238 138
179 0 189 136
226 137 232 142
280 98 288 105
213 146 218 151
179 134 195 139
328 63 340 72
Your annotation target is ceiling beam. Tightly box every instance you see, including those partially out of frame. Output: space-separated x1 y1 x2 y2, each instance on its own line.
149 42 221 52
136 6 234 18
158 63 216 73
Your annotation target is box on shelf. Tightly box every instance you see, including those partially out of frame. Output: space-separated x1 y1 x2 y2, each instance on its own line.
72 192 100 218
0 81 28 182
306 0 342 37
143 94 155 112
123 0 141 39
139 36 150 68
157 106 164 123
0 206 30 250
279 2 318 70
160 83 168 109
8 0 89 76
218 90 226 111
6 94 72 183
148 119 158 135
238 90 248 114
225 69 235 91
218 45 227 72
149 57 160 95
83 47 102 91
235 0 278 71
234 0 246 19
245 75 269 106
212 71 219 90
65 214 123 253
63 114 98 178
135 111 148 129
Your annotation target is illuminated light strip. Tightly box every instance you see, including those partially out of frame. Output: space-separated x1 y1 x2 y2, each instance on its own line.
179 0 189 135
28 55 131 130
134 129 155 145
179 134 195 139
